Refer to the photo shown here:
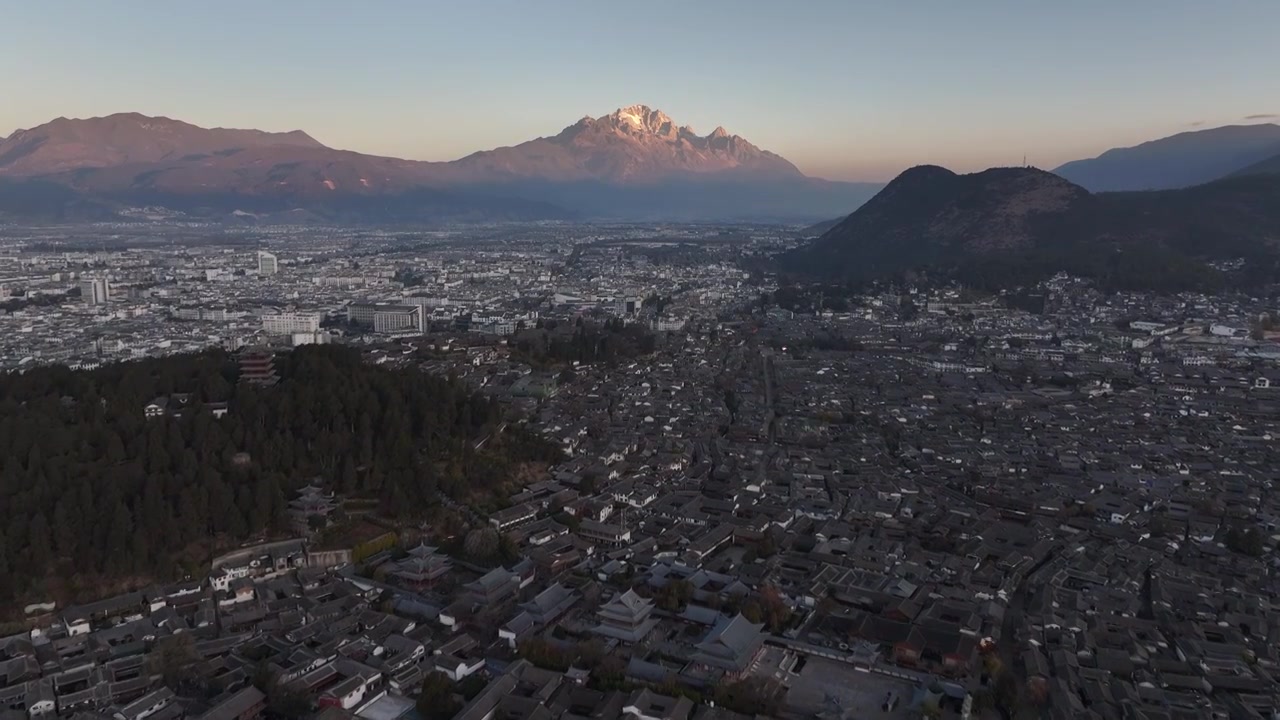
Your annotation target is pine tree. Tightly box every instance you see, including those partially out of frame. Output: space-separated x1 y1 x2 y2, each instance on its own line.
106 503 134 574
28 512 52 572
106 432 127 463
0 533 11 603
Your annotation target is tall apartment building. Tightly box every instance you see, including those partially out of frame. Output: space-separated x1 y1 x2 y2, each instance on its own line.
80 277 111 306
262 312 321 335
257 251 279 276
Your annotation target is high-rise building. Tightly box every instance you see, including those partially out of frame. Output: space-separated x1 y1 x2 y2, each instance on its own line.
80 277 111 306
257 251 279 276
261 312 321 335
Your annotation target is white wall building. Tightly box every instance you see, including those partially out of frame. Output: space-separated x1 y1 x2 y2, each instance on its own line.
346 302 379 326
374 306 422 333
257 251 279 276
262 312 321 334
80 277 111 305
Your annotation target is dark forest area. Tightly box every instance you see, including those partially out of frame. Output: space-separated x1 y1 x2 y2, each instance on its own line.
0 345 561 608
511 319 657 367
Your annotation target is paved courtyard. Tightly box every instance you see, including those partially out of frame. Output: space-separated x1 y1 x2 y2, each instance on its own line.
782 656 919 719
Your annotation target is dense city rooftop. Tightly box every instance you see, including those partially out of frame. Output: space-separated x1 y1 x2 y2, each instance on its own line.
2 221 1279 720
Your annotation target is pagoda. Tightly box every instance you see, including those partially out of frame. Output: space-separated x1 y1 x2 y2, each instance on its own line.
592 589 658 643
390 543 453 591
238 348 278 386
288 483 337 532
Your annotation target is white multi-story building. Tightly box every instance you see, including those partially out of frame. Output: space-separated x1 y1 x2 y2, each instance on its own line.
409 296 450 308
80 277 111 305
290 332 330 347
346 302 379 326
373 305 422 333
475 320 517 336
257 251 279 276
349 302 422 333
262 312 321 335
653 316 687 332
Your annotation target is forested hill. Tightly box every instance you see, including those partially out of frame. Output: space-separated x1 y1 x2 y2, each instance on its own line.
779 165 1280 292
0 346 561 609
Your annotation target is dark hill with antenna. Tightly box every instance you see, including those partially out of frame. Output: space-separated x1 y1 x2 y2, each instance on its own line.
780 164 1280 291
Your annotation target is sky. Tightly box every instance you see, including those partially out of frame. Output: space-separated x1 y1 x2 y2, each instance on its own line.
3 0 1279 182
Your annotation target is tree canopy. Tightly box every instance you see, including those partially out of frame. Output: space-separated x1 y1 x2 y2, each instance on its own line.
0 345 560 610
511 320 656 368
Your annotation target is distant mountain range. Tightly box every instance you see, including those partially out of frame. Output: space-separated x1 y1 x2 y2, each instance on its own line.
797 122 1280 241
0 107 880 223
449 105 802 183
780 165 1280 292
1052 123 1280 192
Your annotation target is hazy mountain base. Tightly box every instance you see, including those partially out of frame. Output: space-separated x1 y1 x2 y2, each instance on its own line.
0 179 118 221
0 181 576 224
0 176 881 224
458 177 882 222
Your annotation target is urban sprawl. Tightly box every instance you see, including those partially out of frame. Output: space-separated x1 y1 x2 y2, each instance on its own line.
2 221 1280 720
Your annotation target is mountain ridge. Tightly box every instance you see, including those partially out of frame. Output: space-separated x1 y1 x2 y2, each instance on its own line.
0 112 326 175
1231 152 1280 179
0 108 879 222
441 104 802 183
1053 123 1280 192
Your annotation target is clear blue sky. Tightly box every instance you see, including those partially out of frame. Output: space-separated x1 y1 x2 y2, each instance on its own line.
3 0 1278 181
